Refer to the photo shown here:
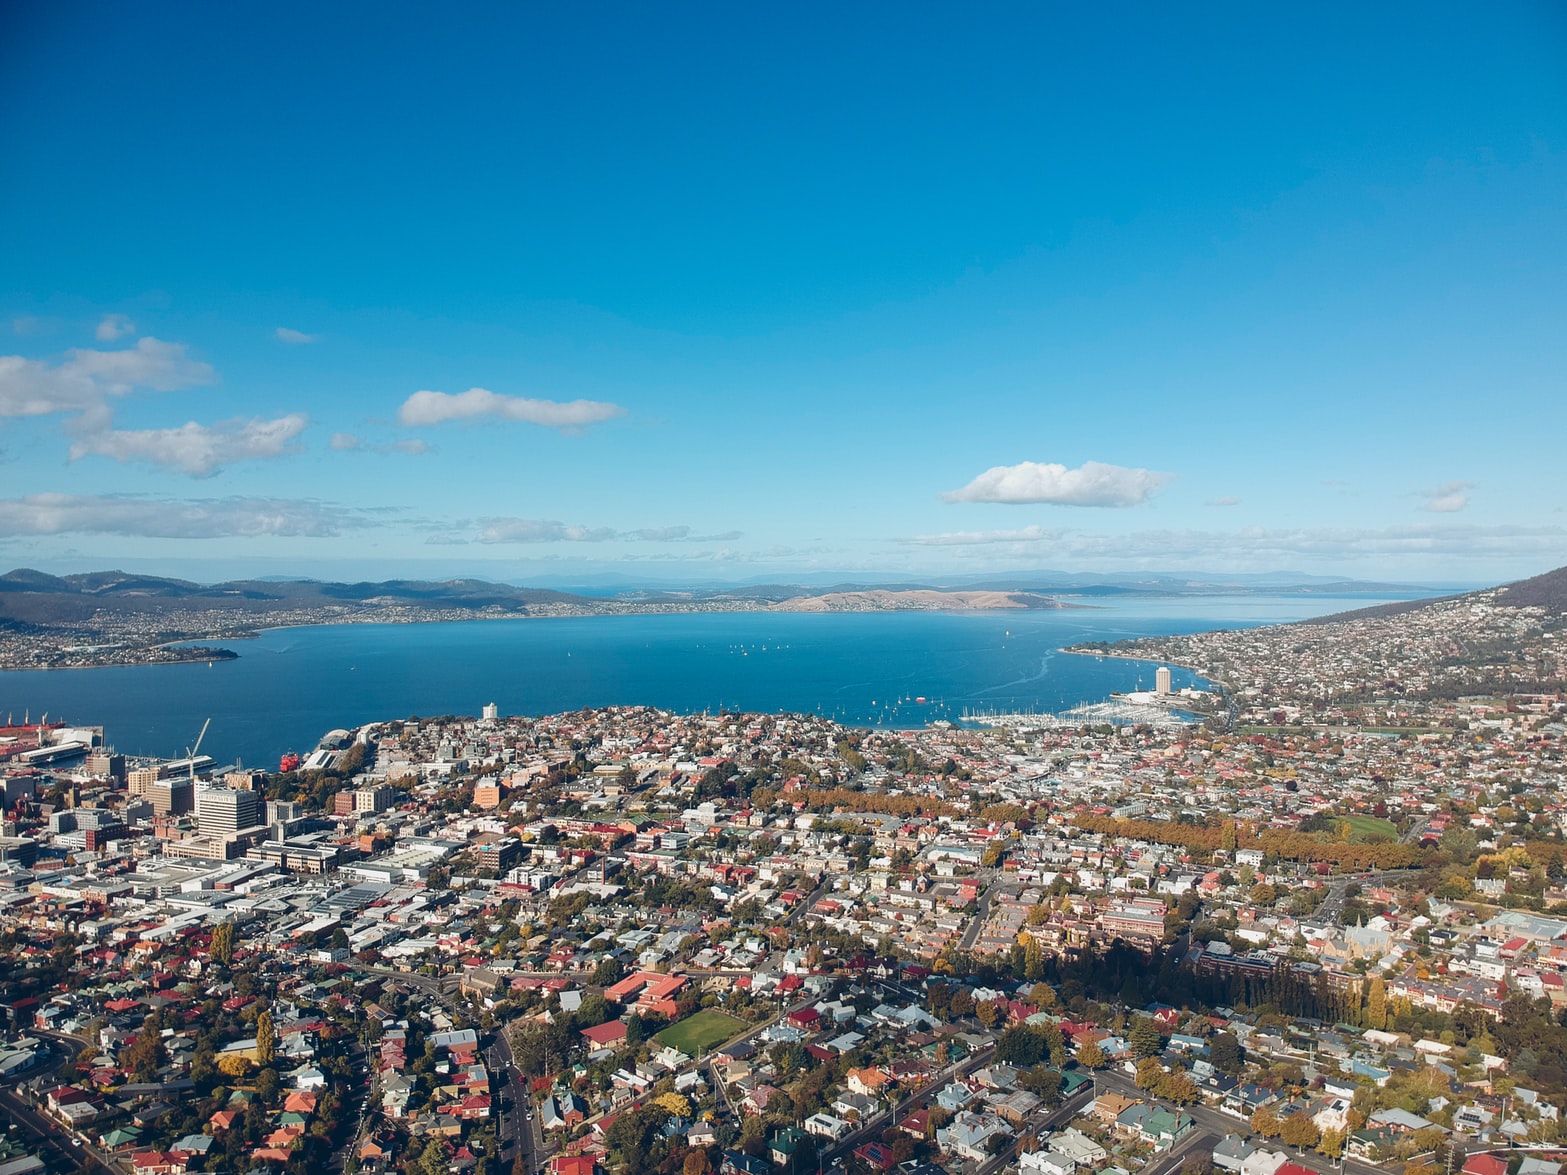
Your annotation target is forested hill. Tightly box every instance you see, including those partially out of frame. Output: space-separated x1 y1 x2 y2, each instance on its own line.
0 569 591 626
1301 563 1567 626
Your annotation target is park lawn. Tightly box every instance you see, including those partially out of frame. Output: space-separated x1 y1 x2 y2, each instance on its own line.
1337 815 1399 842
655 1008 747 1056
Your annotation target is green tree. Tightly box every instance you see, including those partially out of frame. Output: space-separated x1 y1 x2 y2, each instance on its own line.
1364 975 1388 1031
592 957 626 987
421 1141 449 1175
210 921 234 966
1209 1033 1242 1073
1279 1113 1320 1150
1135 1058 1164 1090
1319 1129 1346 1160
1019 1065 1063 1106
1077 1040 1107 1069
255 1009 275 1067
1156 1070 1198 1105
1129 1016 1164 1059
1024 938 1045 982
255 1067 278 1102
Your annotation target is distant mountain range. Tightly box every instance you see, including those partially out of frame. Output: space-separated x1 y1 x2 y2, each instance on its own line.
0 569 587 627
523 568 1458 596
0 565 1455 628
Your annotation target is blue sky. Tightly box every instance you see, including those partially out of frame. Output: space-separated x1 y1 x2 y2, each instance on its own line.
1 3 1564 585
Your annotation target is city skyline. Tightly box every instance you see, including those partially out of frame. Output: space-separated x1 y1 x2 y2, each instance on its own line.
2 4 1565 584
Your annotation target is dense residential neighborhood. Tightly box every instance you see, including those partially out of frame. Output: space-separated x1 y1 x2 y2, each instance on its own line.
5 575 1567 1175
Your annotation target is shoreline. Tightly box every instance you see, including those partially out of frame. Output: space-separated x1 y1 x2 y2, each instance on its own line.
1 601 1091 673
1057 645 1228 689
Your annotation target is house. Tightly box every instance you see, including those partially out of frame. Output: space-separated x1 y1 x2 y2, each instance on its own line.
831 1091 877 1121
937 1111 1013 1162
991 1089 1043 1125
1020 1150 1075 1175
1464 1157 1508 1175
1225 1083 1277 1117
550 1157 596 1175
579 1020 628 1049
1093 1092 1137 1124
1348 1127 1402 1161
1140 1110 1195 1149
786 1008 822 1031
742 1084 783 1116
854 1143 897 1172
1044 1128 1108 1167
540 1092 587 1131
1114 1104 1154 1137
769 1126 807 1167
936 1081 978 1112
1370 1108 1439 1134
1239 1150 1288 1175
721 1152 771 1175
803 1113 850 1140
847 1067 891 1097
1310 1096 1351 1133
1213 1134 1256 1172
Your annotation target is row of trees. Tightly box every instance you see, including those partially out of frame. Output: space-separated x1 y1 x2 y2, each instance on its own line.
1072 813 1426 870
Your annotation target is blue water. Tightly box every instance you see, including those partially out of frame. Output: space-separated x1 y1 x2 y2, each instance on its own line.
0 595 1400 769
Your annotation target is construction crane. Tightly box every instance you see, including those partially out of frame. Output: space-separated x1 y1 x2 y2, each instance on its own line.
187 718 211 782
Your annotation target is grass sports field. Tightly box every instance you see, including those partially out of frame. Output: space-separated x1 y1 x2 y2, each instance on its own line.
1337 815 1399 842
654 1008 747 1055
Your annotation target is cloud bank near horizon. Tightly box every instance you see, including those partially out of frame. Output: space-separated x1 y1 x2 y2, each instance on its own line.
0 493 372 539
467 518 743 545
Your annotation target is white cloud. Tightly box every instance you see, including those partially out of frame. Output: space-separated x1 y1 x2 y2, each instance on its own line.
332 432 431 456
0 493 369 538
398 387 626 430
622 525 743 542
905 523 1567 564
69 413 309 476
56 337 214 395
473 518 741 544
275 327 318 344
1205 496 1243 507
1421 481 1472 513
477 518 619 544
907 525 1062 547
942 460 1173 507
96 314 136 341
0 337 214 418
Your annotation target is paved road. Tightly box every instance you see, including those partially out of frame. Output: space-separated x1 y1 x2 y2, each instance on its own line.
971 1082 1101 1175
1313 867 1421 926
786 877 833 927
960 875 1008 952
1139 1130 1219 1175
1093 1068 1389 1175
0 1082 123 1173
817 1044 1001 1166
326 1036 371 1175
488 1031 541 1174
